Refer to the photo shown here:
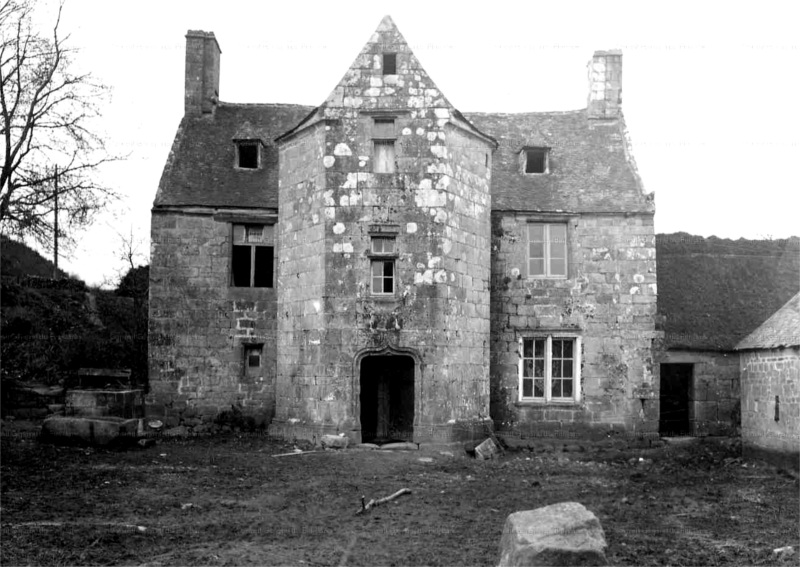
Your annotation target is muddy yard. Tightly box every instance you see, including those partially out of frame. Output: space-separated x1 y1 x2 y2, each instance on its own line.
1 429 798 566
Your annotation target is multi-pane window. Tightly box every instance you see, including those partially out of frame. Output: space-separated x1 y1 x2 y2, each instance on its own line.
373 117 396 173
232 224 274 287
370 236 396 295
528 223 567 277
520 336 581 402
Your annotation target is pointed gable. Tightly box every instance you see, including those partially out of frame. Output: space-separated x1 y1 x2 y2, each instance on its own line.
736 292 800 351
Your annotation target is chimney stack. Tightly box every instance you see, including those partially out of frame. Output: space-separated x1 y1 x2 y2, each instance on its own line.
587 50 622 119
185 30 221 115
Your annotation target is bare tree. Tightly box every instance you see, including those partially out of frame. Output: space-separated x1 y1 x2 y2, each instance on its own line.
0 0 117 250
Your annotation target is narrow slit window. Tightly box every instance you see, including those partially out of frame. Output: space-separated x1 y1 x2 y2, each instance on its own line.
383 53 396 75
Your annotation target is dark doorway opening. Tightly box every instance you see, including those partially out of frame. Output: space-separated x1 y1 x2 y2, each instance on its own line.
660 363 692 436
360 355 414 443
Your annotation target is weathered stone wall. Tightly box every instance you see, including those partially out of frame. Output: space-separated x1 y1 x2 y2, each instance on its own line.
490 212 659 436
660 349 740 435
269 17 494 443
740 347 800 469
148 211 277 429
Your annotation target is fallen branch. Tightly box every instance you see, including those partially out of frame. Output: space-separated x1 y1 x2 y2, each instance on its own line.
356 488 411 515
271 450 322 458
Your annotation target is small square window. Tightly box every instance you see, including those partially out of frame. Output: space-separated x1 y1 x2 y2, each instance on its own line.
373 140 395 173
371 237 395 255
383 53 396 75
244 344 263 378
237 142 259 169
524 148 548 174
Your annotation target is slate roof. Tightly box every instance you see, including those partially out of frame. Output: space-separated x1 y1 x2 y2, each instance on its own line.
657 233 800 351
464 110 652 213
735 292 800 351
154 103 314 209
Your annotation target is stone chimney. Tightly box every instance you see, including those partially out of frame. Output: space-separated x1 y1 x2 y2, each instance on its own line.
587 50 622 119
185 30 221 115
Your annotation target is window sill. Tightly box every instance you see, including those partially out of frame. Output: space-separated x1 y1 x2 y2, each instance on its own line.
369 294 398 302
515 400 581 408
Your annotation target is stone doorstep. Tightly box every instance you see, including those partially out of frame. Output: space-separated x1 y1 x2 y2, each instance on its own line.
41 416 143 446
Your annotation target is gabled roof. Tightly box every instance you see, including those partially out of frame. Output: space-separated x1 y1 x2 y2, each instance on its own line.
657 233 800 351
154 103 313 209
465 110 652 213
735 292 800 351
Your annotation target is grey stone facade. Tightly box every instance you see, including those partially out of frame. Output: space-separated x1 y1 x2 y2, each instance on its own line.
148 17 659 442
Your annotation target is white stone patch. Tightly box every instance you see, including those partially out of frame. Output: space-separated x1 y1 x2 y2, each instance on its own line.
359 161 366 167
434 209 448 223
434 108 450 119
342 172 358 190
438 131 446 140
402 127 412 135
324 207 335 219
343 96 363 108
334 143 352 156
431 145 448 159
450 273 455 282
426 89 440 97
415 270 434 285
649 283 657 294
312 213 319 224
419 178 433 190
364 87 381 97
342 242 353 254
434 269 448 283
428 256 441 268
323 156 335 168
426 131 438 142
511 268 520 278
325 125 331 131
312 300 321 312
407 222 418 234
416 262 426 270
629 286 640 295
633 274 645 284
384 87 396 95
442 238 452 254
370 76 383 88
407 96 424 108
323 190 335 206
436 176 450 189
310 339 321 346
339 195 349 206
333 222 346 235
408 87 419 95
384 74 398 85
333 242 343 253
348 191 362 206
416 127 425 136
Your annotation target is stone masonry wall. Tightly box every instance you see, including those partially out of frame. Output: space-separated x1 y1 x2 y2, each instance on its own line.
270 17 494 443
149 211 277 430
490 212 660 437
660 349 740 436
740 348 800 468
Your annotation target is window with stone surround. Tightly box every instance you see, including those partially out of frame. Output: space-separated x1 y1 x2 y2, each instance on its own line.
231 224 273 287
244 344 263 379
236 141 260 169
519 335 581 403
523 147 548 174
382 53 396 75
528 223 567 278
373 118 396 173
370 236 396 295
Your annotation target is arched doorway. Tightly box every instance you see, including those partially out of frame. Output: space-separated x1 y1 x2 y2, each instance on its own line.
360 355 415 443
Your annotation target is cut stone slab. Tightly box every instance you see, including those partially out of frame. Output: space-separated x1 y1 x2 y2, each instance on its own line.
475 437 502 460
320 434 349 449
41 416 140 446
355 443 380 450
379 442 418 451
498 502 608 566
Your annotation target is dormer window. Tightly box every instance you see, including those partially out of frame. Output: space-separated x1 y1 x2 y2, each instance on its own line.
523 148 549 174
382 53 396 75
236 141 260 169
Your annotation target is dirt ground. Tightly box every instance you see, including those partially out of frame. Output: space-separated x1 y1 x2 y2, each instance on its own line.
1 425 798 566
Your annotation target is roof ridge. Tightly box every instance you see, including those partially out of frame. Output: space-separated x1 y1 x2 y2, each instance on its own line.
464 109 587 117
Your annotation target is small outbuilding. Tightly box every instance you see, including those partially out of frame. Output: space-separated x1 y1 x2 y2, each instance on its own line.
735 292 800 469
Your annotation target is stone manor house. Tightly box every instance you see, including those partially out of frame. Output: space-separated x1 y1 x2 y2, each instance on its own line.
148 16 659 444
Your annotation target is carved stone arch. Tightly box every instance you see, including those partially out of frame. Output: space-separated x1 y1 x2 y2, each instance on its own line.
353 344 423 443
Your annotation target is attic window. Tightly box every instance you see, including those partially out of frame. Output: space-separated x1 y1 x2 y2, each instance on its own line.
237 142 259 169
524 148 548 174
383 53 397 75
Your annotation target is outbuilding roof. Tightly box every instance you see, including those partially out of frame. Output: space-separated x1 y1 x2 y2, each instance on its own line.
735 292 800 351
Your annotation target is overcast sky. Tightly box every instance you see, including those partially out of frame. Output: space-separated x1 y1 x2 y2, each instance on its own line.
23 0 800 286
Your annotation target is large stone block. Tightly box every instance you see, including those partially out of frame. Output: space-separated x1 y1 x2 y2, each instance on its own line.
498 502 608 566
